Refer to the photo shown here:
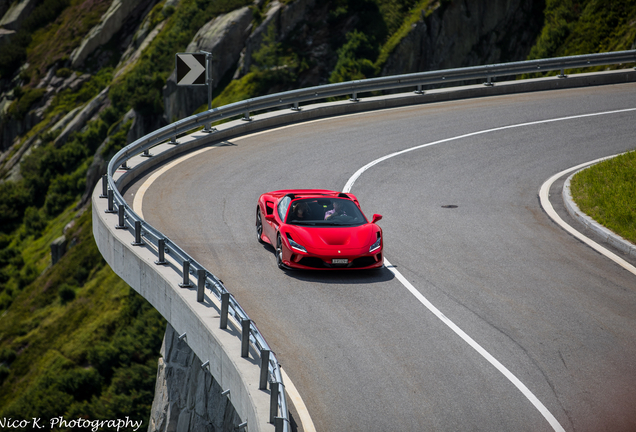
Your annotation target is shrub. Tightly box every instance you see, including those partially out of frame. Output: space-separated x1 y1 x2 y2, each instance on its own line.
162 5 176 18
23 207 47 237
0 182 31 234
0 348 17 365
0 365 9 385
7 88 47 119
58 283 76 304
18 264 38 290
329 30 380 83
55 68 72 78
252 24 282 72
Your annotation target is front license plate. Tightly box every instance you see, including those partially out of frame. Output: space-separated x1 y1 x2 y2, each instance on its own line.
332 258 348 264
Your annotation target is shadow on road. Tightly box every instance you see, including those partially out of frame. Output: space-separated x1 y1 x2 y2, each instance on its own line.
259 243 395 284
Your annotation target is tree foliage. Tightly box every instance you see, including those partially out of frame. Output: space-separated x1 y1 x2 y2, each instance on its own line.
529 0 636 60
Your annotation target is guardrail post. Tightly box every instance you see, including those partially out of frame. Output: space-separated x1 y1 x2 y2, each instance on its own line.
270 382 279 423
120 160 131 170
414 84 423 94
179 261 192 287
106 189 116 213
241 319 251 357
155 239 167 265
350 92 359 102
197 269 206 302
169 135 179 145
242 111 251 121
259 349 270 390
142 149 153 157
116 205 126 229
275 417 284 432
220 292 229 329
132 221 144 246
558 67 567 78
100 175 108 198
484 75 494 87
291 102 301 111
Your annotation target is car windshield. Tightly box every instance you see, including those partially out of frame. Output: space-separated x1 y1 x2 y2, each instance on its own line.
286 198 367 226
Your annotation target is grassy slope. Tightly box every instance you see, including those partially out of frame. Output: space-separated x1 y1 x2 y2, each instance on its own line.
0 204 165 426
570 151 636 245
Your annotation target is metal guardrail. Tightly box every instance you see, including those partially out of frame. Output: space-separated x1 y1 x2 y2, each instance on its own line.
103 49 636 432
100 179 289 431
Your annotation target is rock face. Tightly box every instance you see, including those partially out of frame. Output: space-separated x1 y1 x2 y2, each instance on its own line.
0 0 11 22
163 6 253 122
53 86 111 147
70 0 159 68
148 324 242 432
381 0 544 76
0 0 38 31
236 0 315 78
51 235 67 266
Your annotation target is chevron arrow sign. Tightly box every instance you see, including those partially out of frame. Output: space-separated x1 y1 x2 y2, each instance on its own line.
176 53 207 86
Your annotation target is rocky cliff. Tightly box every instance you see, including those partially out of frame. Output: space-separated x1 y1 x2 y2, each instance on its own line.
381 0 545 76
148 324 242 432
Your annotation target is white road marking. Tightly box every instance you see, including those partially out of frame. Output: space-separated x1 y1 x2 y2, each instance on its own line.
135 145 317 432
384 259 566 432
539 158 636 277
280 367 317 432
343 108 636 432
344 108 636 193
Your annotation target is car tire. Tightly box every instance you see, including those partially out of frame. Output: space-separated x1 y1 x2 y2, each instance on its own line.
256 208 265 244
276 235 285 269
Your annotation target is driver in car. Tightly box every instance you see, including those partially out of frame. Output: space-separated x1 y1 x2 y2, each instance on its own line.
325 200 347 220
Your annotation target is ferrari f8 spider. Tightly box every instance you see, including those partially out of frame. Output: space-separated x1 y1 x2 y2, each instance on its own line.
256 189 383 270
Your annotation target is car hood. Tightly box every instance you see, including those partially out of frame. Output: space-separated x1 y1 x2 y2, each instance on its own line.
287 224 376 250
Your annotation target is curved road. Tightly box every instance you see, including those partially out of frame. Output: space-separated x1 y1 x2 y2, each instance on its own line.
129 83 636 431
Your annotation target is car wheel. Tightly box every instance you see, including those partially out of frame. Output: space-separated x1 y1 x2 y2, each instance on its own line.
256 208 265 243
276 235 285 269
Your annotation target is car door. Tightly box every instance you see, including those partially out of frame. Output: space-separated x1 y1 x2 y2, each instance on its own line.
262 198 277 243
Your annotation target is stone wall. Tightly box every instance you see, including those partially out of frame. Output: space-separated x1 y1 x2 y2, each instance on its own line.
148 324 242 432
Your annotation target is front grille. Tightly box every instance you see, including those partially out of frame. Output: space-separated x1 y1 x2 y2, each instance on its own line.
297 256 379 269
298 257 327 268
349 256 377 268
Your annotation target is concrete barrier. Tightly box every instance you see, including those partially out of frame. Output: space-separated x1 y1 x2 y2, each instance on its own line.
92 185 271 431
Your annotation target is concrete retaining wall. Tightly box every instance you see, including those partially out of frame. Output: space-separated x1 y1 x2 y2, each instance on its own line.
92 185 271 432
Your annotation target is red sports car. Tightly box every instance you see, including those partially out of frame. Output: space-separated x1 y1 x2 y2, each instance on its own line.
256 189 383 270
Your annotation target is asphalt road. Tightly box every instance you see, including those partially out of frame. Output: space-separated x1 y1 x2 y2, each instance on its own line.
130 83 636 432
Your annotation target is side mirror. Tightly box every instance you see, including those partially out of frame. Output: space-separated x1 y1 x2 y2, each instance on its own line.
371 214 382 224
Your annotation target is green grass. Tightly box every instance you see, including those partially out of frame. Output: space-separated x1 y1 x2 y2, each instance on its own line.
570 150 636 244
0 202 166 424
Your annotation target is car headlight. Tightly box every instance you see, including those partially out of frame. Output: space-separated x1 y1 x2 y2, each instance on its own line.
288 237 307 253
369 236 381 253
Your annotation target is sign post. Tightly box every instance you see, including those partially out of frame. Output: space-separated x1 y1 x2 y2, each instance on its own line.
175 51 215 132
